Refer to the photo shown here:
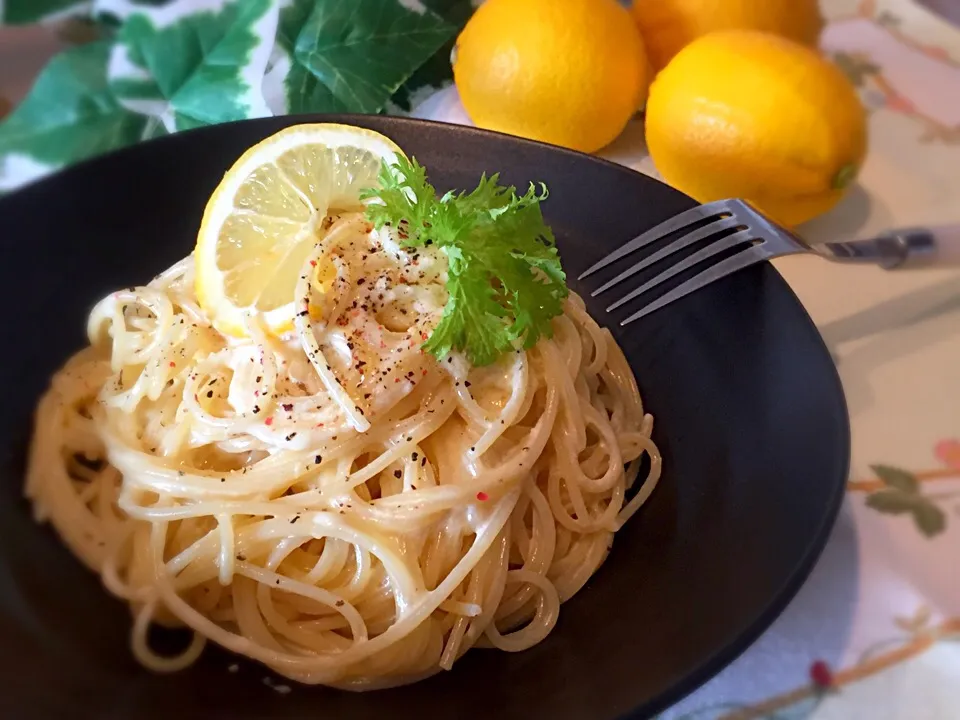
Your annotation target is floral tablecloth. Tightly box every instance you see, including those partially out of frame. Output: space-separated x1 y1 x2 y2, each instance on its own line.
2 0 959 717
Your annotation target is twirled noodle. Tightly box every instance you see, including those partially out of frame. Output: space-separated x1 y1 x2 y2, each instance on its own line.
26 213 661 688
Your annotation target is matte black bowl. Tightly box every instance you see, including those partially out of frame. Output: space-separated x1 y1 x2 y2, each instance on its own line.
0 115 848 720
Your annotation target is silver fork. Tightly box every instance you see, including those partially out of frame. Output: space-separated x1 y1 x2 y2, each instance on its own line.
579 198 960 325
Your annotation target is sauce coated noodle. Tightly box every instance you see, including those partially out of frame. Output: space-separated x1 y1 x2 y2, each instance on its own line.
26 214 661 688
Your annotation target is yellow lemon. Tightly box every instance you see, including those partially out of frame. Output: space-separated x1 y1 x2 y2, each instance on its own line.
194 124 403 337
632 0 823 72
453 0 649 153
645 31 867 228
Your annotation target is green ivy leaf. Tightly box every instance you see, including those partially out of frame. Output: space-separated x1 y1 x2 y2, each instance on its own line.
0 41 149 191
276 0 312 53
912 502 946 538
92 1 178 29
95 0 175 15
2 0 468 191
871 464 919 493
108 0 277 132
283 64 350 114
292 0 455 114
388 37 456 113
1 0 91 24
264 0 351 115
865 490 917 515
388 1 474 113
418 0 476 24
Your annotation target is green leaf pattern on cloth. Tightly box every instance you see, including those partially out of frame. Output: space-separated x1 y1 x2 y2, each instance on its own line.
864 465 948 538
0 0 476 191
832 51 882 87
872 464 919 493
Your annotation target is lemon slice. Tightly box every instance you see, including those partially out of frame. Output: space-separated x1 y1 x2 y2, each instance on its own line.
194 123 404 337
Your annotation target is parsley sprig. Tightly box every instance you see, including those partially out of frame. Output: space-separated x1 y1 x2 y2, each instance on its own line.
361 156 568 366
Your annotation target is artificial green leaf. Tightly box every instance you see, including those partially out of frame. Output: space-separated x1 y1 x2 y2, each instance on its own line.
871 464 919 493
95 0 174 14
0 0 91 24
265 0 352 115
388 1 474 113
293 0 455 114
256 0 306 114
276 0 311 51
108 0 277 132
418 0 475 24
92 0 176 29
389 37 456 113
912 502 946 538
283 64 351 114
0 41 149 191
2 0 467 192
865 490 917 515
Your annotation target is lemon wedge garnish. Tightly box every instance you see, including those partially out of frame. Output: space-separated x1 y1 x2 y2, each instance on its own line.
194 123 404 337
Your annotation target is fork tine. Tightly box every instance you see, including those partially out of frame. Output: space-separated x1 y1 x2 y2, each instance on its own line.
620 244 770 325
607 228 755 312
589 216 742 297
578 199 738 280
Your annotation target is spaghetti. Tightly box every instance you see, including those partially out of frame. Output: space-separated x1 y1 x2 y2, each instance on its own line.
26 213 661 688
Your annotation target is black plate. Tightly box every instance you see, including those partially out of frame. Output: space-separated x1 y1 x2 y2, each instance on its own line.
0 115 849 719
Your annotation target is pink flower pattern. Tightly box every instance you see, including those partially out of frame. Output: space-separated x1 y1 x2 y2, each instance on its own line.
934 439 960 470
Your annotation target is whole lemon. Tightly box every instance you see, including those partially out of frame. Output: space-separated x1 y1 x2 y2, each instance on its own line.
632 0 823 72
453 0 649 153
645 31 867 227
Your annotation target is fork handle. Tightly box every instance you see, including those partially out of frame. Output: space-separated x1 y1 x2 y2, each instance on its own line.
889 226 960 268
823 226 960 269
